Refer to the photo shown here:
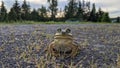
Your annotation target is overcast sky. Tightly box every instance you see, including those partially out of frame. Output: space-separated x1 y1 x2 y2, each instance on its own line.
0 0 120 18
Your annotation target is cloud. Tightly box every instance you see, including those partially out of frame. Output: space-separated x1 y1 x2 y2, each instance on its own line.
21 0 67 5
90 0 120 17
25 0 47 5
0 2 1 6
0 0 67 9
58 0 67 2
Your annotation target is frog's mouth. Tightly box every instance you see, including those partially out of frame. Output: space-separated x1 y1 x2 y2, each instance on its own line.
52 48 72 55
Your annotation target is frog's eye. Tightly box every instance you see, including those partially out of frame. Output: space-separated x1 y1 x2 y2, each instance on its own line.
66 29 71 33
57 28 61 32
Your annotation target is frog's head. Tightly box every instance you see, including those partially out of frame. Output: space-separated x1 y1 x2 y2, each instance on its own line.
54 28 73 39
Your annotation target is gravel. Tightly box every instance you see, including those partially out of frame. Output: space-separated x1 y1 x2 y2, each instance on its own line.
0 24 120 68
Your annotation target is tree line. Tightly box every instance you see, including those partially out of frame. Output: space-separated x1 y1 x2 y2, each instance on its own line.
0 0 112 22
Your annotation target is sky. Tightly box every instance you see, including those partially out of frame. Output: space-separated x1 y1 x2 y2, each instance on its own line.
0 0 120 18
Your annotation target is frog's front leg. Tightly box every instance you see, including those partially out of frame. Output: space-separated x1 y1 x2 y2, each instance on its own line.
70 43 79 58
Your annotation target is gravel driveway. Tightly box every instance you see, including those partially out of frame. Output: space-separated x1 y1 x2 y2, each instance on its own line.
0 24 120 68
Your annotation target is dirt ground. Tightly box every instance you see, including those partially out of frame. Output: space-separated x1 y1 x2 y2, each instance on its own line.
0 24 120 68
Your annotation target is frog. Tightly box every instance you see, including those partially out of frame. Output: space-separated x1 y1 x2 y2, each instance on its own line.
47 28 79 58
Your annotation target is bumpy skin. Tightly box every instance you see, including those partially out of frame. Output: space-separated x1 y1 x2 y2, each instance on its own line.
47 28 78 58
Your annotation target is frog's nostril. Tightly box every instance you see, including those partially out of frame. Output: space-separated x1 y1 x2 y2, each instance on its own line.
65 50 72 54
53 48 57 52
62 32 66 35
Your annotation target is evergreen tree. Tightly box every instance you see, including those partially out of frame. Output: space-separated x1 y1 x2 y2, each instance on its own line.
30 9 39 21
38 5 47 21
64 0 78 20
76 1 83 21
8 8 17 21
86 1 91 13
64 5 69 19
97 8 104 22
89 3 97 22
48 0 58 21
21 0 31 20
0 1 7 22
101 12 111 22
8 0 21 21
84 1 91 21
82 0 85 9
64 0 91 21
116 16 120 23
81 0 86 20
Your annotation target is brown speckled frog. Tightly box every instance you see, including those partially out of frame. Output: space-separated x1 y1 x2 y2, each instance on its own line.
47 28 78 58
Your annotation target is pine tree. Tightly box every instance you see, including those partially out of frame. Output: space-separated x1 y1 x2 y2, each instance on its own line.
0 1 7 22
101 12 111 22
81 0 86 20
64 5 69 19
76 1 83 21
38 5 47 21
30 9 39 21
84 1 91 21
64 0 78 20
116 16 120 23
89 3 97 22
21 0 31 20
97 8 104 22
8 8 17 21
82 0 85 9
48 0 58 21
8 0 21 21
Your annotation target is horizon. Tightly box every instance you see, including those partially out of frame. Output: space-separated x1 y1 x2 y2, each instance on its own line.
0 0 120 18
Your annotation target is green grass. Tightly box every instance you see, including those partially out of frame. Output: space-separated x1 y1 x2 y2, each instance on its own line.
0 21 117 25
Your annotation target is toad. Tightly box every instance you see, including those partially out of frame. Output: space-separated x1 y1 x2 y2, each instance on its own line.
47 28 78 58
